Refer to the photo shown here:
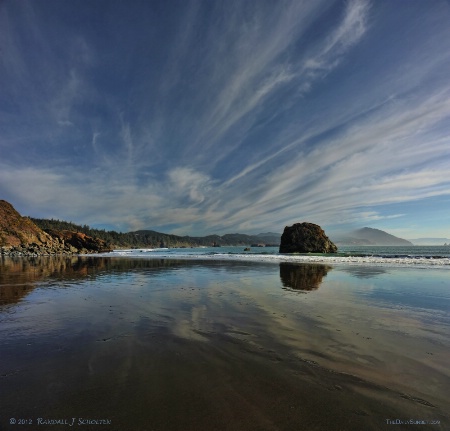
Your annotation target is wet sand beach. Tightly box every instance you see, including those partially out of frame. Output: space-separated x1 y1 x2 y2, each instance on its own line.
1 256 449 430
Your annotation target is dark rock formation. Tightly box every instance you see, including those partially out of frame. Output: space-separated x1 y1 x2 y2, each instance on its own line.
0 200 111 256
45 229 111 253
279 222 337 253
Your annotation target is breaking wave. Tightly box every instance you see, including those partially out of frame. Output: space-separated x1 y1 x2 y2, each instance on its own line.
102 246 450 268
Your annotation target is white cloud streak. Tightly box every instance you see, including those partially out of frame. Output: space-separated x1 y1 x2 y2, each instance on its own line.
180 0 373 172
300 0 370 88
2 0 450 236
186 1 329 153
215 89 450 231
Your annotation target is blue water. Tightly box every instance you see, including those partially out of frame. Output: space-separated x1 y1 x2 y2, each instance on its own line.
338 245 450 258
104 245 450 267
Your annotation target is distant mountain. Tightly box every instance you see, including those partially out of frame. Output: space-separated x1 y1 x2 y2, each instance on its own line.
333 227 413 246
408 238 450 246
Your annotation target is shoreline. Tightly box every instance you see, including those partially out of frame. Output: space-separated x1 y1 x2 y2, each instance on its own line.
2 245 450 267
0 244 110 257
0 241 450 267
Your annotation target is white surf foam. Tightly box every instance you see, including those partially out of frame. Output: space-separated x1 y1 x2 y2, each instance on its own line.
102 250 450 268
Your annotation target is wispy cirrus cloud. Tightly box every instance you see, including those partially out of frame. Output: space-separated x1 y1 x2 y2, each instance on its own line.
180 1 328 152
201 84 450 233
1 0 450 236
299 0 370 91
185 0 371 164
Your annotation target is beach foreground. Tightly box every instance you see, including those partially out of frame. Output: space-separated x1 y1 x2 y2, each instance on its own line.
1 256 449 430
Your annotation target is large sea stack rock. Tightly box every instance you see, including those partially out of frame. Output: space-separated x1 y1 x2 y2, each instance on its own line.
279 222 338 253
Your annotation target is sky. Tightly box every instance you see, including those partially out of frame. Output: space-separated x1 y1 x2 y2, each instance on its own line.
1 0 450 238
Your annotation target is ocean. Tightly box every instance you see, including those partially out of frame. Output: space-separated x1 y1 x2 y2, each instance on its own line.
103 245 450 266
1 250 449 430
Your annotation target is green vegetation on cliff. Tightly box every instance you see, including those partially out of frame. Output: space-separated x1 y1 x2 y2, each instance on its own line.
31 218 172 248
0 200 109 254
31 218 280 249
1 200 280 251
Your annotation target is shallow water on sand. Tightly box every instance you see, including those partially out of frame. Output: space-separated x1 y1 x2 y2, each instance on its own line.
1 256 449 430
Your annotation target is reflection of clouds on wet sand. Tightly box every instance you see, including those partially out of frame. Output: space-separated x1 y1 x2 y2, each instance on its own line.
160 264 449 413
1 257 449 425
172 304 211 342
339 266 388 279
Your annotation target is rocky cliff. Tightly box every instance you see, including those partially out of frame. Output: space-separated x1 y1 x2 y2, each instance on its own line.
0 200 111 256
0 200 54 247
279 222 338 253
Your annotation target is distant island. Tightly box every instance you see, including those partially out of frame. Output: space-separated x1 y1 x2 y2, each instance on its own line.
407 238 450 246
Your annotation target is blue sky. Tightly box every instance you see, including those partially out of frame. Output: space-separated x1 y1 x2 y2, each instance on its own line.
1 0 450 238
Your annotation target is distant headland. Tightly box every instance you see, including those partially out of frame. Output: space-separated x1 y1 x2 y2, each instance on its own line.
333 227 414 246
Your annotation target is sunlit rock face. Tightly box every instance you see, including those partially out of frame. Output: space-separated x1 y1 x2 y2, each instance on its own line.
0 200 54 247
0 200 111 255
279 222 337 253
45 229 111 253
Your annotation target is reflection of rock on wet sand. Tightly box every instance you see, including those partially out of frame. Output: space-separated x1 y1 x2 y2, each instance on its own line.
0 284 36 305
279 263 332 291
0 256 209 305
0 256 85 305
